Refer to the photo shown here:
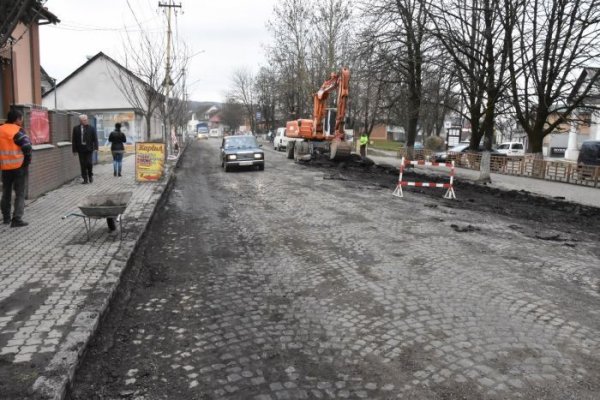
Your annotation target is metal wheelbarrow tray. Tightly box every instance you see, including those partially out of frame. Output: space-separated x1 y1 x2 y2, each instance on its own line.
63 191 133 240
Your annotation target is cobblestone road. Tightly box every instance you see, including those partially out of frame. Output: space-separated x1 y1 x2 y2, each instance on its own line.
71 139 600 400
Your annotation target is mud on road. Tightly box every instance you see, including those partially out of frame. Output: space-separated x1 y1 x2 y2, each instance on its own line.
68 141 600 400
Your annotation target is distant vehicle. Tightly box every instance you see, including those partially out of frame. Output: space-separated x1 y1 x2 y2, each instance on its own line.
273 127 287 151
434 144 503 162
433 144 469 162
196 121 209 134
577 140 600 179
209 129 220 138
495 141 525 156
197 132 208 140
221 135 265 172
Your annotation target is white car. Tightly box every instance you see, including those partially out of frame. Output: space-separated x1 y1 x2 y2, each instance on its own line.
273 127 287 151
496 142 525 156
209 129 220 138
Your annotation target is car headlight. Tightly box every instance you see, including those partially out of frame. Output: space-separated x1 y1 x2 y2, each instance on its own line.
228 154 237 160
254 153 263 159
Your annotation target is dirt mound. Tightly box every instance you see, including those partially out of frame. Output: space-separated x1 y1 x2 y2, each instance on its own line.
304 154 600 235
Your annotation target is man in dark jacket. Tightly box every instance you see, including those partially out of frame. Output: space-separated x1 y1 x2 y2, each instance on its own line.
0 109 32 227
72 114 98 184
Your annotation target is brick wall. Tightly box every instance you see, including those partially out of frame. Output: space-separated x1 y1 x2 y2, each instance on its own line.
1 106 81 199
370 124 388 141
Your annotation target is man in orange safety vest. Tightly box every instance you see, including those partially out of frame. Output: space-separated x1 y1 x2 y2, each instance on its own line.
0 109 32 227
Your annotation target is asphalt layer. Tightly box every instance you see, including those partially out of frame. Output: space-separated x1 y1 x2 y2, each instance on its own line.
68 139 600 399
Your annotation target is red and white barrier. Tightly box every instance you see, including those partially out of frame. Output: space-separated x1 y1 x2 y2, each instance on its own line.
393 157 456 199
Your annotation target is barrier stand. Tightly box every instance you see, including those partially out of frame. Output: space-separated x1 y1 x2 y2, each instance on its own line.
393 157 456 199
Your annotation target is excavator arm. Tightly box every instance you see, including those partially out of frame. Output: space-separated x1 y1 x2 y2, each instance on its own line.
312 67 350 141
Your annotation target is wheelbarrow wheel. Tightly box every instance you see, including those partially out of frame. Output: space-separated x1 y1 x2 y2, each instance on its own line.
107 217 117 231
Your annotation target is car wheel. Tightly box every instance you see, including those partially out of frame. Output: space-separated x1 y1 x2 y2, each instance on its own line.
224 164 230 172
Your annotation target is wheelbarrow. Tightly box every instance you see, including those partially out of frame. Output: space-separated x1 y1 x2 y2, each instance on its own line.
63 191 133 241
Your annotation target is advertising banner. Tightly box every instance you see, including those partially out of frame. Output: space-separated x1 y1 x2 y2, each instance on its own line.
135 142 165 182
29 109 50 145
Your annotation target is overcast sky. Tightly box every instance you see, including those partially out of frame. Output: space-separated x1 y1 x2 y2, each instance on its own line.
40 0 277 103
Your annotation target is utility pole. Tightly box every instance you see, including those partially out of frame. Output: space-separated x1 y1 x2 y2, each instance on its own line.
158 0 181 156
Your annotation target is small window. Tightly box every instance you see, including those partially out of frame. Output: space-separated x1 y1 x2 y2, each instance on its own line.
512 143 523 150
498 144 509 150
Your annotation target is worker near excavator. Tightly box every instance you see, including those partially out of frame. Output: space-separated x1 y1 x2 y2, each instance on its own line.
359 132 368 158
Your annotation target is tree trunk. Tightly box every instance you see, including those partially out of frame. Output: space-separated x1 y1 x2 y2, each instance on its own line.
478 151 491 184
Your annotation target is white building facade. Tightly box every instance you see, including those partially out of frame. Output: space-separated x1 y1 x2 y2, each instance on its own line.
42 52 162 143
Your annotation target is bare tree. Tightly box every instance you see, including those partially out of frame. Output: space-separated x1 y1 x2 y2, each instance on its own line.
267 0 313 119
507 0 600 155
229 68 257 133
254 66 278 133
348 41 388 138
361 0 437 157
220 100 244 133
108 5 165 141
426 0 517 182
428 0 516 148
420 65 459 138
309 0 353 85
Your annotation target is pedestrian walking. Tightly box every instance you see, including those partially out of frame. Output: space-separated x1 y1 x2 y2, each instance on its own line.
359 132 368 158
108 123 127 177
72 114 98 184
0 109 32 228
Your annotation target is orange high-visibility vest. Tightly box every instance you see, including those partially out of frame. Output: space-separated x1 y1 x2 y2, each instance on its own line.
0 123 24 170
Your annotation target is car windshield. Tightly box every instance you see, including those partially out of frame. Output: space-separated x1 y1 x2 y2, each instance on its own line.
224 136 258 149
497 144 509 150
449 144 469 152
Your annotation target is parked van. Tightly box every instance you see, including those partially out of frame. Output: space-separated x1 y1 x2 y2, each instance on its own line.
273 127 287 151
496 142 525 156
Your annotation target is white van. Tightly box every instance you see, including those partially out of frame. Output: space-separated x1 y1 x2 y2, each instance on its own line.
273 127 287 151
496 142 525 156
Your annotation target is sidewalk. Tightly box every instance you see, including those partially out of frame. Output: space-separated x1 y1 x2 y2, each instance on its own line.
367 149 600 209
0 154 176 399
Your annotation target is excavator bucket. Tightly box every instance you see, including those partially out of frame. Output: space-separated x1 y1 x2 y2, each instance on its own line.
329 139 353 161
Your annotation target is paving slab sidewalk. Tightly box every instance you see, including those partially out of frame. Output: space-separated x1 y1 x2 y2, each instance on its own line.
0 154 176 399
367 150 600 209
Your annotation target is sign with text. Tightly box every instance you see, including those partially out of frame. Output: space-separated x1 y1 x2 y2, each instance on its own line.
135 142 165 182
29 109 50 144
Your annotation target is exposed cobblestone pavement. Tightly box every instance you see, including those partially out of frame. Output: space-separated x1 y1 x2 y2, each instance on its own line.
70 140 600 400
0 155 174 399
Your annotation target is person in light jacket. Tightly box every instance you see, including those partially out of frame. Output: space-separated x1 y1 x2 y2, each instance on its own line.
108 123 127 177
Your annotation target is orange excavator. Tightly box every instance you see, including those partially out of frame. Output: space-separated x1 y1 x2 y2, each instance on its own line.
284 67 353 161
